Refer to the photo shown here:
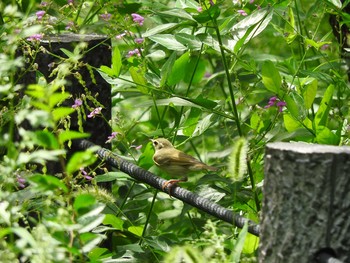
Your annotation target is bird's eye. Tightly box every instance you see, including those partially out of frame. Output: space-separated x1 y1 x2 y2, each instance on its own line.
153 140 158 146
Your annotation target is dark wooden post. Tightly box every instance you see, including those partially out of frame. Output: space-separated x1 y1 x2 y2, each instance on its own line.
18 34 112 174
259 142 350 263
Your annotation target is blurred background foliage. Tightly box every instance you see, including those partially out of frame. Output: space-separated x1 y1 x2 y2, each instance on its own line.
0 0 349 262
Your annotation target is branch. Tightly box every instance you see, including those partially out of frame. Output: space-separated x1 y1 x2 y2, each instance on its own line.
74 139 260 237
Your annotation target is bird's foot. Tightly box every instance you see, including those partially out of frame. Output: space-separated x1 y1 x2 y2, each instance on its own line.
162 178 188 196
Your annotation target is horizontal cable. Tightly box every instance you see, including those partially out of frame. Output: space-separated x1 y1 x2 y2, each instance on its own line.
74 139 260 237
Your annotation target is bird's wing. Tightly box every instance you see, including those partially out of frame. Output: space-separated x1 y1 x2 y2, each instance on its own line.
153 149 200 166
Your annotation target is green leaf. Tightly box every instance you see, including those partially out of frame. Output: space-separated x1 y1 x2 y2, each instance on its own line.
261 60 281 94
26 84 45 99
138 142 155 170
167 52 189 85
183 108 201 136
88 247 111 261
49 92 70 108
175 33 202 50
58 130 90 144
66 151 98 174
284 6 297 44
103 214 124 230
314 84 334 127
325 0 342 8
129 66 149 94
95 172 123 182
158 9 196 21
112 45 122 77
128 226 144 237
99 65 114 77
250 112 264 133
33 130 59 149
74 194 96 214
29 174 68 193
183 56 206 84
302 78 317 109
193 5 220 23
231 222 248 262
148 34 187 51
52 107 75 121
283 113 301 132
232 8 273 52
285 91 306 120
142 23 179 38
305 38 332 50
316 126 339 145
160 51 177 87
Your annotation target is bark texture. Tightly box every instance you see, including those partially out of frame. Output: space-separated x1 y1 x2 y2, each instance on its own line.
259 142 350 263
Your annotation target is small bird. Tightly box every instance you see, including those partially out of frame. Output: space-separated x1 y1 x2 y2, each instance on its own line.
151 138 217 192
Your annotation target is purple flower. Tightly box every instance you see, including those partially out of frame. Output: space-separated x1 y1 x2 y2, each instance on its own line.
204 72 212 78
131 13 144 26
80 167 92 180
130 144 142 150
87 107 102 118
100 13 112 21
197 7 203 12
321 44 330 50
209 0 215 6
17 175 26 188
265 96 286 112
36 10 46 20
27 34 43 42
276 101 287 112
65 21 75 30
237 10 248 16
134 38 144 44
106 132 119 143
116 32 126 39
72 98 82 109
68 0 73 4
40 2 48 7
249 0 255 3
127 48 143 57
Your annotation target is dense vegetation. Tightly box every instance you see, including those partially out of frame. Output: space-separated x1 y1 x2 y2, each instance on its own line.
0 0 348 262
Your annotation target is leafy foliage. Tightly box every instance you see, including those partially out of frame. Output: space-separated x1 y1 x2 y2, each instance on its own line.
0 0 349 262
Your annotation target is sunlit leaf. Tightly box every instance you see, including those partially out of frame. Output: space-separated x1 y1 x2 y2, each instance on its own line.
103 214 124 230
314 84 334 127
148 34 187 51
128 226 144 237
261 60 281 94
66 150 98 174
52 107 75 121
142 23 179 38
29 174 68 193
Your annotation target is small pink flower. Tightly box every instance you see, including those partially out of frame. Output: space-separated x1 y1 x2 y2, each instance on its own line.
80 167 92 180
249 0 254 3
68 0 73 4
237 10 248 16
87 107 102 118
100 13 112 21
65 21 75 30
106 132 119 143
276 101 287 112
40 2 48 7
36 10 46 20
134 38 144 44
197 7 203 12
72 98 82 109
17 175 26 188
27 34 43 42
131 13 144 26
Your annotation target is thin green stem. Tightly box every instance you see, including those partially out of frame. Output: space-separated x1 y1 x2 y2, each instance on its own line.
212 19 242 137
139 190 158 245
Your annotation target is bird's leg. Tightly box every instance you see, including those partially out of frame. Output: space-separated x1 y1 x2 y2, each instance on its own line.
162 177 188 195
